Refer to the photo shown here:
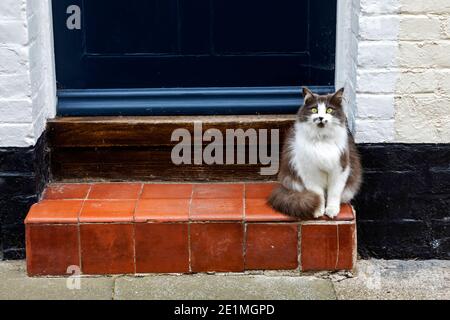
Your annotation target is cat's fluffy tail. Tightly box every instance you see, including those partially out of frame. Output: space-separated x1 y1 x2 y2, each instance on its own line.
268 185 320 218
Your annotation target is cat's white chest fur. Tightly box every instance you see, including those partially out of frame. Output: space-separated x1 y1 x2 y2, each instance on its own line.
290 122 348 189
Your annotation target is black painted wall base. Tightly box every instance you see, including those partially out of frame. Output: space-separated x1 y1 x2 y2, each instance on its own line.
0 134 49 260
355 144 449 260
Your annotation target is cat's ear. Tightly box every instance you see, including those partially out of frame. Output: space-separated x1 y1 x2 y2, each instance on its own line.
302 87 315 105
330 87 344 106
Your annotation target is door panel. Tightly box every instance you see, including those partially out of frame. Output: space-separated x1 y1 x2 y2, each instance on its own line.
85 1 179 54
53 0 337 89
213 0 308 54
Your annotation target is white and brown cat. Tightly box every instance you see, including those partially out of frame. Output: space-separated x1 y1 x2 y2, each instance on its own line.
268 87 362 219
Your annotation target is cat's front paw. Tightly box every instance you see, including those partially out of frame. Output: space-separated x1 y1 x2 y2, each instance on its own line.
325 205 340 218
313 210 324 219
313 206 325 219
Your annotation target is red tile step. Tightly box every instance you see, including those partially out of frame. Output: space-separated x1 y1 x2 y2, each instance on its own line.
25 183 356 276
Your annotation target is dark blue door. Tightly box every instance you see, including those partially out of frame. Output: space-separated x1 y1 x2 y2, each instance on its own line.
53 0 336 115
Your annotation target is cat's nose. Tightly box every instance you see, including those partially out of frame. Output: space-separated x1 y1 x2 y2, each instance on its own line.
318 117 324 122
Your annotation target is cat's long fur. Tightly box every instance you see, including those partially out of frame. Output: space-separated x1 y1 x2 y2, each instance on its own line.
268 87 362 219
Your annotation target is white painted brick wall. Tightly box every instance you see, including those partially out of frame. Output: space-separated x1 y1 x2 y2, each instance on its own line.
0 0 448 146
353 0 399 143
354 0 450 143
394 0 450 142
0 0 56 147
401 0 450 14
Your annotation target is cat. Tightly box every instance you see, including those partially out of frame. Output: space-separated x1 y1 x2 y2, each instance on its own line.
268 87 362 219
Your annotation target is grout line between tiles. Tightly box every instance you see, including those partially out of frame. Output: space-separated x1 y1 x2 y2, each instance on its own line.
242 184 247 270
77 184 92 273
297 224 302 272
188 185 194 273
335 224 340 270
132 184 145 274
352 223 357 271
243 183 247 222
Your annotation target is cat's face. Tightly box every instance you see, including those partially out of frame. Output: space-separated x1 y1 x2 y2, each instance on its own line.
297 87 346 129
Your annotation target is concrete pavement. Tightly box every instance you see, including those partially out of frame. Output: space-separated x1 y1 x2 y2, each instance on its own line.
0 260 448 300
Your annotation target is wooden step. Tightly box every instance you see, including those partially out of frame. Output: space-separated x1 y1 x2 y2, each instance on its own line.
47 115 294 182
25 182 356 276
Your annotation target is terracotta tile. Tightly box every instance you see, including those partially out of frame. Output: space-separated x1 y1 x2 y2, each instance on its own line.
245 183 277 199
318 204 355 221
193 184 244 199
338 204 355 221
190 223 244 272
135 224 189 273
135 199 189 222
26 225 80 276
141 184 193 199
336 224 356 270
301 224 338 271
190 198 243 221
246 224 298 270
25 200 83 224
80 224 134 275
245 198 296 222
80 200 135 223
88 183 142 200
43 184 91 200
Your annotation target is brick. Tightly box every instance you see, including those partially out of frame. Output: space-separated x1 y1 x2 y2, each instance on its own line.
0 0 26 20
357 70 398 93
356 94 395 119
360 0 400 14
0 20 29 45
355 119 395 143
399 42 450 68
0 124 35 147
0 74 31 100
399 16 441 41
400 0 450 14
359 16 399 40
394 95 450 143
397 70 438 94
0 99 33 123
358 41 398 68
0 46 29 75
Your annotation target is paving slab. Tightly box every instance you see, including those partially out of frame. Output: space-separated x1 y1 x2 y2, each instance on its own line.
333 260 450 300
114 274 336 300
1 260 448 300
0 261 114 300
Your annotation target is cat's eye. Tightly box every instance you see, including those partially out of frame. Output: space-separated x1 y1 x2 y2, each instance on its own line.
326 108 333 114
311 108 318 113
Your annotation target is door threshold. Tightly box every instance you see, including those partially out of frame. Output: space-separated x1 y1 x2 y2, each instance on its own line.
57 86 335 116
